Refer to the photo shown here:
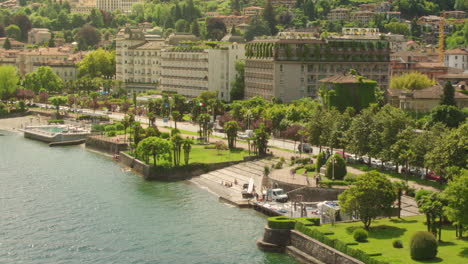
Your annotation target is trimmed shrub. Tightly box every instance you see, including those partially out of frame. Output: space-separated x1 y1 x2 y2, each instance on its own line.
325 154 347 180
48 119 64 124
115 123 124 131
274 161 283 169
105 125 116 132
316 152 327 171
295 157 311 165
406 187 416 197
344 174 358 182
304 164 315 172
353 228 368 242
393 240 403 248
160 132 170 139
107 131 116 137
410 231 438 260
267 216 296 230
91 124 105 132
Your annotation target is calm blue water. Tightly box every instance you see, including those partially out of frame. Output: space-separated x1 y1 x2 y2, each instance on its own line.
0 131 297 264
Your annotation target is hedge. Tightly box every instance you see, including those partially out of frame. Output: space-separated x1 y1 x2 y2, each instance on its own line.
267 216 297 230
47 119 64 124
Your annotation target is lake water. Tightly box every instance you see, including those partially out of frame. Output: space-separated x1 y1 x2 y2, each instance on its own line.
0 131 297 264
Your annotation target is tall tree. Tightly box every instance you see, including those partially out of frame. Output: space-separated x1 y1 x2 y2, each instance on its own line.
440 81 456 106
224 120 240 149
77 48 115 79
263 0 277 35
75 24 101 50
443 172 468 238
11 14 31 41
230 61 245 101
390 72 435 91
191 20 200 37
0 65 18 99
339 171 396 230
5 24 21 41
3 37 11 49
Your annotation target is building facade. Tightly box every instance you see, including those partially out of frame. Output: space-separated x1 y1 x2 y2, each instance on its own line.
327 8 351 22
244 35 391 102
214 16 250 31
444 48 468 71
28 28 52 45
243 6 264 17
115 27 165 94
160 43 245 101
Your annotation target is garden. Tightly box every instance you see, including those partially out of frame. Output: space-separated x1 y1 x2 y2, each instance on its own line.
313 215 467 264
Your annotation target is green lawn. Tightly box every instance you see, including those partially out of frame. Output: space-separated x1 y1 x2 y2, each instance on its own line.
188 144 248 164
315 215 467 264
349 163 444 190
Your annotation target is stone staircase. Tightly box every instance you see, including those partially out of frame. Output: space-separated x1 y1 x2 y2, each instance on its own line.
192 159 276 204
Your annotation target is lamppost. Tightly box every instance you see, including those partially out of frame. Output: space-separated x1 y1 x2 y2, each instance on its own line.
331 155 336 180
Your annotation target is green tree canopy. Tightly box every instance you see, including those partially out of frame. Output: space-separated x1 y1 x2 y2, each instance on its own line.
390 72 435 91
339 171 397 230
0 65 19 99
77 48 116 79
440 81 456 106
443 171 468 238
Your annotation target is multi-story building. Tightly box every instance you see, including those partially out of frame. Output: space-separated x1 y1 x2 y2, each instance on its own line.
382 34 407 52
443 11 466 19
28 28 52 45
244 32 391 102
243 6 264 17
160 43 245 101
17 47 75 75
327 8 351 22
70 0 96 14
32 60 78 83
270 0 296 8
0 49 20 66
70 0 144 14
390 51 452 80
96 0 144 13
444 48 468 71
351 11 374 25
115 27 166 94
213 16 249 31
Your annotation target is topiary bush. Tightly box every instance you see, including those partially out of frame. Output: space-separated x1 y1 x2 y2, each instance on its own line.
115 123 124 131
274 161 283 169
304 164 315 172
410 231 438 260
393 240 403 248
325 154 347 180
267 216 296 230
105 125 116 132
353 228 368 242
316 152 327 171
344 174 358 183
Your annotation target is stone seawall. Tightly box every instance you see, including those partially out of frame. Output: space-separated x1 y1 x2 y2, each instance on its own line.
269 178 344 202
119 151 252 181
85 136 128 154
288 230 364 264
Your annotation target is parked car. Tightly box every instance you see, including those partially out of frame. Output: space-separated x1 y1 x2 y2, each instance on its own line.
425 171 445 183
298 143 313 153
335 151 347 158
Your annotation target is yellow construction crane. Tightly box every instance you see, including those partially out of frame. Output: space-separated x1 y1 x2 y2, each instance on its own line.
417 13 465 63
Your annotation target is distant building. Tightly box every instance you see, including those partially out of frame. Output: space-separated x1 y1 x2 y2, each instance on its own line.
244 33 390 102
205 12 220 17
351 11 374 25
166 33 199 46
382 34 407 52
213 16 249 31
0 37 26 50
270 0 296 8
28 28 52 45
327 8 351 22
444 48 468 71
96 0 144 13
115 27 166 94
443 11 466 19
160 43 245 101
390 51 452 80
243 6 264 17
388 84 468 111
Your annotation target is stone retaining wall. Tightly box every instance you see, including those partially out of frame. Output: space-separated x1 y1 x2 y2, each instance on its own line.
269 178 344 202
118 152 255 181
289 230 364 264
85 136 128 154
